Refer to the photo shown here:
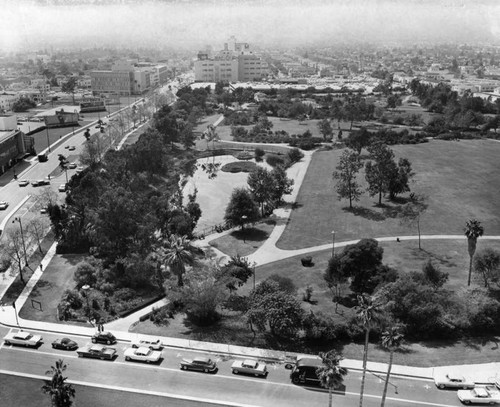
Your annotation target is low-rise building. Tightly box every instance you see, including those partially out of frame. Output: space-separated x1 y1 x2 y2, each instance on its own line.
0 114 33 174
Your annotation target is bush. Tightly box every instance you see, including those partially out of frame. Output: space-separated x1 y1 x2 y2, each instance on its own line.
61 289 83 309
221 161 257 173
266 154 285 167
267 274 297 294
236 151 253 160
254 148 265 161
301 256 313 267
287 148 304 164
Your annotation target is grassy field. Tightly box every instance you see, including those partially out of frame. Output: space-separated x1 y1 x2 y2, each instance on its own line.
19 253 87 324
133 238 500 366
277 139 500 250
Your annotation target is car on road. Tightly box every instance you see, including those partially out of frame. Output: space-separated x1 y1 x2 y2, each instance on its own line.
131 337 162 350
77 344 116 360
68 146 76 151
68 163 77 169
434 373 475 389
3 330 43 347
51 337 78 351
31 179 50 187
18 180 29 187
457 386 500 404
124 347 162 363
40 206 48 214
231 359 268 377
290 356 322 385
91 331 117 345
58 184 67 192
76 166 84 174
180 356 217 373
0 201 8 210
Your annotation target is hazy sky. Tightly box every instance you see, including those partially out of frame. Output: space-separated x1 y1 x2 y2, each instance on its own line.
1 0 499 52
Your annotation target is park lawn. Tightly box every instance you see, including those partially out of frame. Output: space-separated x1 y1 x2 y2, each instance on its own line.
19 253 87 323
132 238 500 366
209 220 278 258
277 139 500 250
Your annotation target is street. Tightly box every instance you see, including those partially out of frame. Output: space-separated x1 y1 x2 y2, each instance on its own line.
0 326 464 407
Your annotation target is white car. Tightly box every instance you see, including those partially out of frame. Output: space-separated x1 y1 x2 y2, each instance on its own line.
131 337 162 350
231 359 268 377
0 201 8 210
3 330 43 347
58 184 67 192
124 347 162 363
458 386 500 405
434 373 475 389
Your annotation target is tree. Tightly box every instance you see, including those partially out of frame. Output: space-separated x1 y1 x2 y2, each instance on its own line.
398 193 428 249
473 248 500 289
270 165 294 206
365 142 397 205
247 167 274 217
318 118 333 141
422 259 449 290
217 255 254 292
316 350 348 407
162 234 196 287
345 128 371 155
464 219 484 286
386 95 402 110
224 187 260 229
0 229 28 285
356 294 380 407
61 77 77 105
41 359 75 407
388 158 414 199
332 150 363 209
323 254 348 312
246 280 304 337
26 217 50 255
380 326 404 407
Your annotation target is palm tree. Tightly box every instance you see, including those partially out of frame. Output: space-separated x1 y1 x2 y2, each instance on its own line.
380 326 404 407
464 219 484 286
356 294 380 407
41 359 75 407
162 234 196 287
316 350 348 407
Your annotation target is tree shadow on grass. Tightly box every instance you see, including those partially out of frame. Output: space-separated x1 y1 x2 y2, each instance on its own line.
59 254 87 266
461 336 500 351
29 279 53 297
344 206 386 222
231 228 270 242
412 247 458 267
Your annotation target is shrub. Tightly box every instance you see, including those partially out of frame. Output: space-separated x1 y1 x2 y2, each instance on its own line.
150 306 172 326
393 116 405 125
221 161 257 173
267 274 297 294
266 154 285 167
302 285 313 302
254 147 265 161
236 151 253 160
61 289 83 309
287 148 304 164
301 256 313 267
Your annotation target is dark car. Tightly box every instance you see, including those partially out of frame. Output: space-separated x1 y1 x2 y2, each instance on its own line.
180 356 217 373
91 331 117 345
52 337 78 350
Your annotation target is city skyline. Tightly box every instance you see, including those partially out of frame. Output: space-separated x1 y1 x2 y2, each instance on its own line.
1 0 499 52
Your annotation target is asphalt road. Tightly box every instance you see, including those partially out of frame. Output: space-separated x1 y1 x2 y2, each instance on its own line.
0 326 464 407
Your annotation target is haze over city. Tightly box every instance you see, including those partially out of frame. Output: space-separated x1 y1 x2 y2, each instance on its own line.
1 0 500 52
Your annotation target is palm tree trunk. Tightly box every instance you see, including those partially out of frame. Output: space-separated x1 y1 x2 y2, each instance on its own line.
329 387 333 407
359 328 369 407
417 218 421 250
380 349 394 407
467 255 473 286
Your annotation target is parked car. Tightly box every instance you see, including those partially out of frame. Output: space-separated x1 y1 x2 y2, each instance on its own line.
77 344 116 360
434 373 475 389
37 154 48 162
40 207 48 214
76 166 84 174
231 359 268 377
18 180 29 187
68 146 76 151
3 330 43 347
124 347 162 363
58 184 67 192
180 356 217 373
51 337 78 351
91 331 116 345
68 163 77 169
31 179 50 187
0 201 8 210
290 356 323 385
457 386 500 404
131 336 162 350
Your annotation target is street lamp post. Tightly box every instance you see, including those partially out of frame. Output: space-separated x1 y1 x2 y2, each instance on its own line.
241 215 248 243
12 217 29 266
45 125 51 153
331 230 336 257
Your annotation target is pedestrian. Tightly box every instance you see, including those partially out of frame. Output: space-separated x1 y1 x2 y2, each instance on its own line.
39 264 43 271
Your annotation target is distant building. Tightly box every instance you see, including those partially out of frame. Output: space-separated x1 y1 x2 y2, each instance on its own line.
0 114 33 174
0 92 18 111
90 60 151 97
194 37 268 82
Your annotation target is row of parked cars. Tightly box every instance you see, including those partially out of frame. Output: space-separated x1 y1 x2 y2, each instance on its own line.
2 330 271 378
434 372 500 404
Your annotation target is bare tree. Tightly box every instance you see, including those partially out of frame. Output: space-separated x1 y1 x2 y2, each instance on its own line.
26 217 50 255
0 229 29 285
